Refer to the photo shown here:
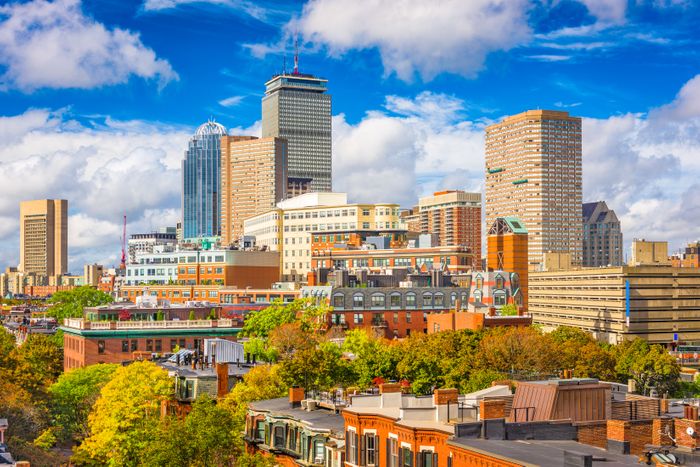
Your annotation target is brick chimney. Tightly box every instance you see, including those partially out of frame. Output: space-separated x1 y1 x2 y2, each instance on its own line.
479 399 506 420
380 383 402 394
216 362 229 398
289 386 305 408
434 388 458 405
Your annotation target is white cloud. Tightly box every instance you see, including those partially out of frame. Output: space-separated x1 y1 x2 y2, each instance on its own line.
578 0 627 23
333 92 485 206
142 0 268 19
292 0 533 81
0 0 177 91
218 95 245 107
0 109 191 272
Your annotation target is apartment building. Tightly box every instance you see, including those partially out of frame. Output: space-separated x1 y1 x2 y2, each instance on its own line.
244 193 401 282
19 199 68 277
582 201 623 267
485 110 582 269
418 190 481 266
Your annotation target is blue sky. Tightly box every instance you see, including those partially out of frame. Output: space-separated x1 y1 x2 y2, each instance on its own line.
0 0 699 271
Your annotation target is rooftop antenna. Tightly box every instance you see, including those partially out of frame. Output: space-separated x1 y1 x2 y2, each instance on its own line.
293 36 299 75
283 52 287 75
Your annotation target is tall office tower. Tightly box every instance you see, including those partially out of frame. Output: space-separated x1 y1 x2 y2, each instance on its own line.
182 121 227 240
261 66 332 192
485 110 583 269
220 135 288 245
418 190 481 267
19 199 68 276
582 201 623 267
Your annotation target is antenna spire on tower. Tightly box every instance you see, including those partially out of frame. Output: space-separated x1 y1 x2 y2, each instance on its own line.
293 36 299 75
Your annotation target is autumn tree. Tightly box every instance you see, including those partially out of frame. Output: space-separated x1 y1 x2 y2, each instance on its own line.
47 286 113 321
48 363 119 442
11 334 64 401
630 345 680 396
343 329 400 389
476 327 558 378
74 361 172 466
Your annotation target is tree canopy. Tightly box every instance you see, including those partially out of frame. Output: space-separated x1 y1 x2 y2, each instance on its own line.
47 286 113 321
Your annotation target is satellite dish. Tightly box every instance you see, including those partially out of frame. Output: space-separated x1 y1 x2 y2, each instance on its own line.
687 427 695 437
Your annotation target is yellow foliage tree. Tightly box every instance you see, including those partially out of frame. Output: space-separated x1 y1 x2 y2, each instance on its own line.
74 361 173 466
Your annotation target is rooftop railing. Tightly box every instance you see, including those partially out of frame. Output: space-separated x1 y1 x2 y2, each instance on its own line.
62 318 237 330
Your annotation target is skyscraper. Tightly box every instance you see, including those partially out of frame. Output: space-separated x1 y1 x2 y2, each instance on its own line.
417 190 481 267
19 199 68 277
182 121 227 239
261 66 332 192
220 135 288 245
582 201 623 267
485 110 583 269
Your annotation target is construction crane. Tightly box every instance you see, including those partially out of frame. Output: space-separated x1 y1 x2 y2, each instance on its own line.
119 214 127 270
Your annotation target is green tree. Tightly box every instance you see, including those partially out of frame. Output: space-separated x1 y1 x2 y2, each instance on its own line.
614 338 651 382
630 345 680 396
75 361 173 466
188 310 196 320
11 334 64 401
499 304 518 316
343 329 400 389
242 300 300 338
219 365 287 429
0 327 17 369
144 395 239 466
462 369 508 393
48 363 119 442
48 286 113 321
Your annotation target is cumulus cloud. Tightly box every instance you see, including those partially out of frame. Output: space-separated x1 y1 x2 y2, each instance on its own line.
0 109 191 271
578 0 627 23
292 0 533 81
0 0 177 91
333 92 485 206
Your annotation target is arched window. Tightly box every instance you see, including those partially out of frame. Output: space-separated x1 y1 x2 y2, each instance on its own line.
422 292 433 309
495 274 505 290
406 292 417 308
461 292 469 308
390 292 401 308
352 293 364 308
332 294 344 309
434 293 445 308
450 292 457 307
510 273 521 293
371 293 386 308
475 274 483 291
473 290 482 303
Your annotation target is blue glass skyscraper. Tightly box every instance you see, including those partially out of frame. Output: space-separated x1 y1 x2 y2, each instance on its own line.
182 120 227 239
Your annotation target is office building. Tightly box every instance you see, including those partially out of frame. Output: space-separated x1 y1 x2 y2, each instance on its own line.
182 121 227 239
485 110 582 269
487 217 528 308
529 266 700 345
244 192 402 282
83 264 103 287
582 201 623 267
19 199 68 277
128 229 177 263
671 241 700 268
261 70 331 191
220 136 288 245
418 190 481 266
630 239 669 266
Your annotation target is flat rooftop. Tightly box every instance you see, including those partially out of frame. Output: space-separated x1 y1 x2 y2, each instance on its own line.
449 439 638 466
249 397 345 434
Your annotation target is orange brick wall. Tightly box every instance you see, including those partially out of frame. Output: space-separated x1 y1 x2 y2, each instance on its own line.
674 419 700 450
606 419 653 455
652 418 675 447
487 232 528 307
576 421 607 449
480 399 506 419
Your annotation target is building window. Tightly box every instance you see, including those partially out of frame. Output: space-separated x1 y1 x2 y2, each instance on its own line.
122 340 129 352
353 294 364 308
155 340 162 352
422 292 433 309
314 440 325 464
365 434 377 466
450 293 457 306
131 340 138 352
495 274 505 289
393 312 399 324
274 426 285 448
347 431 358 465
333 294 344 309
406 312 412 324
406 293 416 308
98 340 105 354
255 421 265 441
401 447 414 467
419 451 437 467
170 339 177 351
371 294 385 308
434 293 444 308
494 292 507 306
390 293 401 308
476 274 483 290
354 313 364 325
332 313 345 325
388 438 399 467
146 339 153 352
289 427 297 451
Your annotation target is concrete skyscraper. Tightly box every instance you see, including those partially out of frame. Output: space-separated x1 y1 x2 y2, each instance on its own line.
485 110 583 269
182 121 227 240
19 199 68 276
220 135 288 245
261 65 332 192
582 201 623 267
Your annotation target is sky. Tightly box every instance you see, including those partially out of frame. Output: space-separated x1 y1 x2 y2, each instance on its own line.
0 0 699 272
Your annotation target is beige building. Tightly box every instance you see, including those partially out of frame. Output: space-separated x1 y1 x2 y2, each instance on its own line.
19 199 67 277
485 110 582 269
529 266 700 345
220 135 288 245
244 192 402 282
630 239 669 266
83 264 103 287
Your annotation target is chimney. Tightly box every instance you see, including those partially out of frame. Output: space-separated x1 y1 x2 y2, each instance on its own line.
289 387 305 408
216 362 229 398
433 388 458 405
379 383 402 394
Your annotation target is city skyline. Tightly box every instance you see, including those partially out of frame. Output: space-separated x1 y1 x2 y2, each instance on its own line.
0 0 699 271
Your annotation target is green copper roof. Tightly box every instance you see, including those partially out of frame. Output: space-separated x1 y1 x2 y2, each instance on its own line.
503 217 528 234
